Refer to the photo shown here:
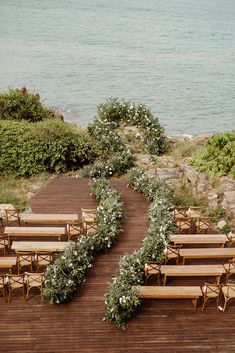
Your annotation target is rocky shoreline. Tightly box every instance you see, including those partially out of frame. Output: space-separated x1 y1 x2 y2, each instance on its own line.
135 134 235 230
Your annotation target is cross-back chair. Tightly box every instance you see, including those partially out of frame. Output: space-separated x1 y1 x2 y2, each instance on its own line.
7 274 25 303
164 245 182 265
35 252 53 271
66 221 84 241
201 283 221 311
0 274 6 302
25 272 44 301
16 251 35 274
81 208 97 222
144 260 164 285
0 234 8 255
196 217 212 234
83 220 99 235
172 206 188 221
187 206 202 218
5 208 21 226
175 217 192 234
223 259 235 282
222 282 235 311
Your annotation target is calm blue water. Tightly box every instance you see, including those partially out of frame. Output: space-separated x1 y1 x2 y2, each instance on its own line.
0 0 235 135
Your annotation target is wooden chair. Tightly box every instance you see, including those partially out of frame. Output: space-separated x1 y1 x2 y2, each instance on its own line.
195 217 212 234
187 206 202 218
66 221 84 241
223 259 235 282
164 245 182 265
144 260 163 285
172 206 188 221
5 208 21 226
0 274 7 302
222 282 235 311
201 283 221 311
35 252 53 271
16 251 35 274
7 274 25 303
83 220 99 235
25 272 44 301
81 208 97 222
175 217 192 234
0 234 8 255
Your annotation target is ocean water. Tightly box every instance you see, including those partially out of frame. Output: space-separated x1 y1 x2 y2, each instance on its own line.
0 0 235 136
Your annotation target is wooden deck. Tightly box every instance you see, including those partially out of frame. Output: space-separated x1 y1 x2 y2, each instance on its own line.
1 177 235 353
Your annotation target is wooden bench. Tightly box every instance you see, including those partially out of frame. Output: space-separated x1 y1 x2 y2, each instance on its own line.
170 234 228 247
0 257 17 273
180 248 235 265
11 241 70 253
161 264 226 285
4 226 66 246
20 213 79 225
135 285 202 308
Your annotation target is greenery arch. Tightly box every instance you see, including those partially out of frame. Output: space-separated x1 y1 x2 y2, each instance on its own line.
88 97 167 156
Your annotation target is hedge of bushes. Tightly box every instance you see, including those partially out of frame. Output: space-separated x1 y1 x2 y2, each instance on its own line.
43 178 123 304
0 120 99 177
104 168 173 328
0 88 50 122
190 131 235 179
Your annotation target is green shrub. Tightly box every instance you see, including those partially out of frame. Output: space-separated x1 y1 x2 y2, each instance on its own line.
0 88 50 122
0 120 100 177
191 132 235 179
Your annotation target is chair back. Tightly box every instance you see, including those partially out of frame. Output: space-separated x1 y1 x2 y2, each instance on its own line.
172 206 188 220
196 217 212 234
35 252 53 270
7 274 24 288
164 245 182 264
81 208 97 222
83 220 99 235
25 272 44 287
0 234 7 255
201 283 220 297
187 206 201 218
66 221 83 240
175 217 192 233
5 208 20 225
16 251 35 273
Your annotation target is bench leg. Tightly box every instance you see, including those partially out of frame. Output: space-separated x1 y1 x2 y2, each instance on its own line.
163 275 167 286
192 298 198 309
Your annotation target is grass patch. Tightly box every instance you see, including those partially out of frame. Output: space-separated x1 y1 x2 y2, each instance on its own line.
0 173 51 210
167 138 205 160
172 183 206 207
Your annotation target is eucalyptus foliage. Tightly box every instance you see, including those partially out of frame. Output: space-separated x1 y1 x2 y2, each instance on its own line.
190 131 235 179
81 150 134 178
104 168 173 328
43 178 123 304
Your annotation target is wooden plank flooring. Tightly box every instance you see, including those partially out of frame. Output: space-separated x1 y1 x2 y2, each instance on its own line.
1 177 235 353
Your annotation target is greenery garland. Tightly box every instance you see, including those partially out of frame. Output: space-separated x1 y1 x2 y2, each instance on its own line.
43 178 123 304
104 168 173 328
